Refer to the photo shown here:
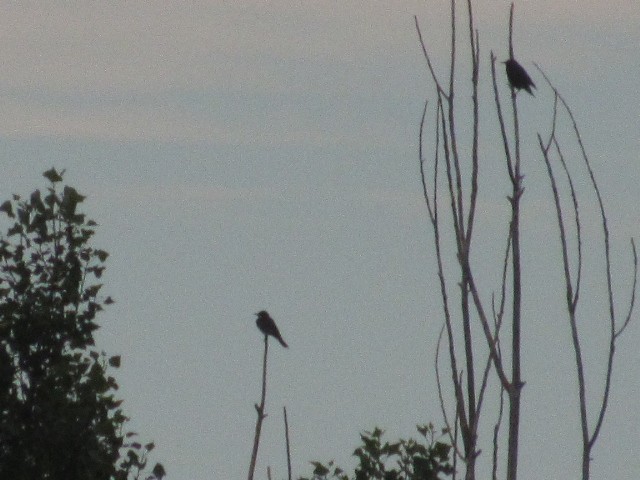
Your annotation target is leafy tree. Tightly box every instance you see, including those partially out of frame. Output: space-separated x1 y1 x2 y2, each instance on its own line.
0 169 165 480
301 424 453 480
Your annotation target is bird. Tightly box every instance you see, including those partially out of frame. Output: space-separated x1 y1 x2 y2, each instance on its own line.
255 310 288 348
503 58 536 96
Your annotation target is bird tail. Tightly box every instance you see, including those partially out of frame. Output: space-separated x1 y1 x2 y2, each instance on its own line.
277 336 288 348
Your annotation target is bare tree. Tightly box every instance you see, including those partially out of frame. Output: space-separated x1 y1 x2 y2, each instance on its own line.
415 0 511 476
416 2 635 480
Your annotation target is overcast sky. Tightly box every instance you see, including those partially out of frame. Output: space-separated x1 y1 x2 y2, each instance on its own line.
0 2 639 479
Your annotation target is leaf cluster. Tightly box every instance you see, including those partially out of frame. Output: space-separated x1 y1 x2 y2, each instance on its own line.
301 424 453 480
0 169 164 480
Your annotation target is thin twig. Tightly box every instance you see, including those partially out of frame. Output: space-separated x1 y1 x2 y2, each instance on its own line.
616 239 637 338
490 52 514 183
435 323 464 460
284 407 292 480
465 0 481 241
414 16 448 99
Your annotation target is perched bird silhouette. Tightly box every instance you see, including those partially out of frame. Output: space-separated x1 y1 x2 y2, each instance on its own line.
503 58 536 96
255 310 288 348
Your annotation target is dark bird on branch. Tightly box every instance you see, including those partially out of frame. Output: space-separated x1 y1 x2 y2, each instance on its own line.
503 58 536 96
255 310 288 348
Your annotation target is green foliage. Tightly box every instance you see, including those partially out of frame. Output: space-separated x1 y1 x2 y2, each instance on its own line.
300 424 453 480
0 169 164 480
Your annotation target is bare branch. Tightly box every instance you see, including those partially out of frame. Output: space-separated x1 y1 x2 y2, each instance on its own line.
492 384 506 480
616 238 638 338
283 407 292 480
422 96 469 436
555 137 583 309
478 230 512 417
490 52 515 183
414 16 448 99
537 131 590 449
419 99 434 219
465 0 481 244
248 336 270 480
436 323 465 460
464 265 510 389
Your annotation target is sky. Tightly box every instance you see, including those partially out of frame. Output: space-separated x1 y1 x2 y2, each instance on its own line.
0 1 639 479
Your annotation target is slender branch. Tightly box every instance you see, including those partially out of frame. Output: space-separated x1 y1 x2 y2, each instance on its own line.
505 6 524 480
452 379 461 480
616 239 637 338
440 98 463 245
414 16 448 99
555 137 583 310
447 0 465 245
419 90 470 445
284 407 292 480
478 230 512 417
490 53 514 183
538 131 590 449
492 382 506 480
419 99 435 220
465 0 480 241
436 99 470 435
418 5 477 462
435 323 464 460
463 261 510 389
247 336 269 480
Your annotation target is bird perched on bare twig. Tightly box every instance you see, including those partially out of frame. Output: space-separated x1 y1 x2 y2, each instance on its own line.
503 58 536 96
255 310 288 348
